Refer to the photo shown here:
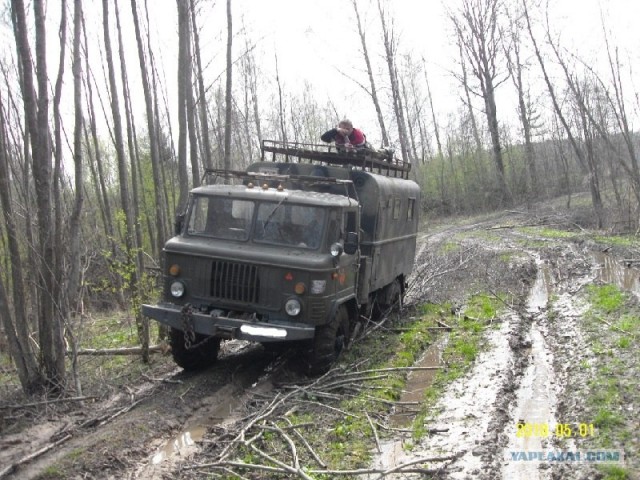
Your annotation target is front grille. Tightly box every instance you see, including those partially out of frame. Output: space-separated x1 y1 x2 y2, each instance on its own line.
211 261 260 303
309 299 326 323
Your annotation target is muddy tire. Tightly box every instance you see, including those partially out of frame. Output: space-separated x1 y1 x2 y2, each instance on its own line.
307 305 349 375
377 278 403 314
169 328 221 371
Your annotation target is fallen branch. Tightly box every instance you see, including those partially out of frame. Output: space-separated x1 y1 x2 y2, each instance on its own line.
282 417 327 468
337 366 442 377
436 318 453 330
366 412 382 453
191 452 462 478
0 395 97 410
68 345 166 356
0 433 73 479
597 317 632 335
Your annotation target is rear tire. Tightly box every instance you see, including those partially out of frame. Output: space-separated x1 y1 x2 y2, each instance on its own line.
170 327 221 371
307 305 349 375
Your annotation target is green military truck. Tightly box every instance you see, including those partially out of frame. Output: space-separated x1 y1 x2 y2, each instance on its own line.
142 140 421 373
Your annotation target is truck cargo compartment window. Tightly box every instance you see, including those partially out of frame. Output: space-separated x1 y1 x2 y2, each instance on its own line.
408 198 415 220
393 198 401 220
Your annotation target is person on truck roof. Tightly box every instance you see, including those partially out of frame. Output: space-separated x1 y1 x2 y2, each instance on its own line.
321 119 367 150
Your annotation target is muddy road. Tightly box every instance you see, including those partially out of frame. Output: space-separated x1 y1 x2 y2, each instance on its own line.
1 205 638 479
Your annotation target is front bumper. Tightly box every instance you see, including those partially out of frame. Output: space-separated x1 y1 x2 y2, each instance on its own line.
142 303 316 342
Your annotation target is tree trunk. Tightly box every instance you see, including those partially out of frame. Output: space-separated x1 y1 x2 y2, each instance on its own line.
190 0 213 170
352 0 388 146
177 0 190 210
0 85 42 394
377 0 411 162
12 0 66 391
130 0 168 257
223 0 233 172
423 63 443 159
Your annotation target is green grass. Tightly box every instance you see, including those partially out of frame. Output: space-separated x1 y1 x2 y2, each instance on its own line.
519 226 579 239
586 284 625 314
574 281 640 471
597 465 631 480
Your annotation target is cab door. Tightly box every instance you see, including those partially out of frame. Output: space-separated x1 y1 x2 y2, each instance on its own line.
331 208 359 301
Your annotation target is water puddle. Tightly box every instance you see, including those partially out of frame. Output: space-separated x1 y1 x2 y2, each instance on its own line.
135 348 276 478
503 262 559 480
388 335 449 428
592 251 640 295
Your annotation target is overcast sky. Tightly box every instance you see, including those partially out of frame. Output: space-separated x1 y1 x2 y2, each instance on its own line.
3 0 640 147
146 0 640 144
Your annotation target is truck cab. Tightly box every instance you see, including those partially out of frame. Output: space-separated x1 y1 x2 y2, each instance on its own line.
143 141 419 373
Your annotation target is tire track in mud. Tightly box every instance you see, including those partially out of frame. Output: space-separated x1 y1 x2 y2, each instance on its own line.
373 231 604 479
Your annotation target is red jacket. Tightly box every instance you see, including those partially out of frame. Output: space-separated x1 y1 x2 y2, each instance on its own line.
321 128 366 147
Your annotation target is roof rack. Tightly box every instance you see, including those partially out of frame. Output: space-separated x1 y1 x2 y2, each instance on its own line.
260 140 411 179
200 168 357 199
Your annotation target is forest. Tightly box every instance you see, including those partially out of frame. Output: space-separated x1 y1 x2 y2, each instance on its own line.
1 0 639 397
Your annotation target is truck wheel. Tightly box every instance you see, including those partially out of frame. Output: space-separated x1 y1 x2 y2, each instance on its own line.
169 327 221 371
307 305 349 375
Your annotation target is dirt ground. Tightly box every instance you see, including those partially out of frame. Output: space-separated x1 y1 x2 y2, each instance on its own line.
0 199 638 479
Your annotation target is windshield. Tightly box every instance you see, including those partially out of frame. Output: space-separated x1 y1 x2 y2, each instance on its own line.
187 196 254 240
255 203 326 249
186 196 327 249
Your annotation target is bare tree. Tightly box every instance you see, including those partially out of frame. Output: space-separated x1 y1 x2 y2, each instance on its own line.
352 0 389 146
377 0 411 162
11 0 66 391
503 4 539 201
423 60 443 159
130 0 169 256
191 0 213 170
523 1 604 226
223 0 233 172
452 0 511 205
0 75 42 393
177 0 190 209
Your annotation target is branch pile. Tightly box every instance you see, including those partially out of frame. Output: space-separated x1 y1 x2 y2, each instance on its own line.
177 365 460 479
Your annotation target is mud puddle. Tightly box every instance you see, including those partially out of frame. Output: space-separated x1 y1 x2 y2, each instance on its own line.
371 315 516 478
502 262 556 478
134 342 278 478
388 334 449 428
593 251 640 296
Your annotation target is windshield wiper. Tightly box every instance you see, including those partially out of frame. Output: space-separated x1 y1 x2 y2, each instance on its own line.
262 196 287 230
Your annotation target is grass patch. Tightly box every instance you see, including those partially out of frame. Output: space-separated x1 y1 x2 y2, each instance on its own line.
593 234 639 248
519 226 579 240
572 281 640 471
596 465 631 480
586 284 625 314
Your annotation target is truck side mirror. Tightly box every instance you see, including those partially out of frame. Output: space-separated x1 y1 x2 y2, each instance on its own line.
344 232 358 255
174 213 185 235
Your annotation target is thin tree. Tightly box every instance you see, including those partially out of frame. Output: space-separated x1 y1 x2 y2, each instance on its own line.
352 0 389 146
503 4 539 201
177 0 190 209
452 0 511 205
12 0 66 391
377 0 411 162
522 1 604 226
130 0 168 256
0 78 42 394
190 0 213 170
223 0 233 172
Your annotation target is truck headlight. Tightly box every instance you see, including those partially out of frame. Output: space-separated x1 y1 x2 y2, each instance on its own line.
170 281 185 298
285 298 301 316
330 242 343 257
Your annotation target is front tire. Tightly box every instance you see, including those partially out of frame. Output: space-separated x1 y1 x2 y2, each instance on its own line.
169 327 221 371
307 305 349 375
